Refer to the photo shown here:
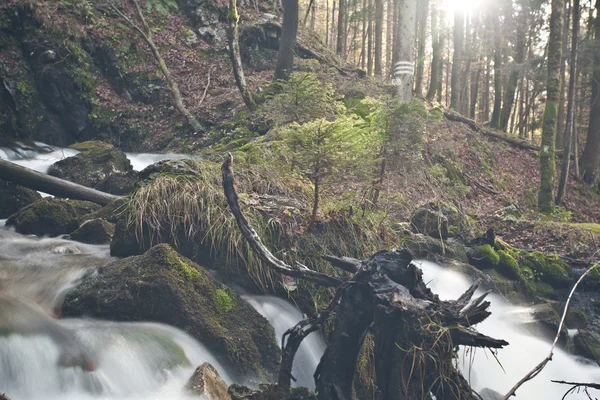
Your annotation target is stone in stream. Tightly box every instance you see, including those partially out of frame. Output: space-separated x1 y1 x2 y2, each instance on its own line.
0 179 41 218
47 148 132 191
62 244 280 383
185 363 230 399
69 218 115 245
6 198 101 236
479 388 503 400
573 330 600 365
227 384 316 400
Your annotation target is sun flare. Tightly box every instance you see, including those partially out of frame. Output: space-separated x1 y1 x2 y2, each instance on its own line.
441 0 486 14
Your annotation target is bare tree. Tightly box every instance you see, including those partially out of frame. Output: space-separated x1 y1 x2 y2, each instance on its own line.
227 0 257 110
108 0 204 132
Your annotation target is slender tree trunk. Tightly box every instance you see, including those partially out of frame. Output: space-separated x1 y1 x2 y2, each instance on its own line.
580 0 600 183
460 14 471 115
484 52 491 122
331 0 337 48
312 176 320 220
361 0 367 68
390 0 399 77
326 0 330 45
490 10 503 129
450 10 464 110
336 0 346 55
426 0 439 101
415 0 429 95
374 0 384 75
386 0 393 76
470 60 482 119
557 1 571 149
574 107 580 178
110 0 205 131
538 0 563 212
557 0 580 205
499 7 527 132
311 0 317 31
393 0 417 102
368 0 373 75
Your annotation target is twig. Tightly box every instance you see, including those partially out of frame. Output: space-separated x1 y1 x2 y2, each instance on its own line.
553 380 600 400
198 66 215 108
501 261 600 399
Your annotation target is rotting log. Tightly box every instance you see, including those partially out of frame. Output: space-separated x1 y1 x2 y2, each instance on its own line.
222 155 509 400
0 159 119 206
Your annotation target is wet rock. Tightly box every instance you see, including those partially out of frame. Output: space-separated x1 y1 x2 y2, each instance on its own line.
522 303 568 345
62 244 280 382
80 198 129 224
0 179 42 218
50 243 82 254
6 198 100 236
185 363 230 399
521 252 570 289
403 234 468 263
69 218 115 245
479 388 502 400
95 170 139 195
573 330 600 365
198 26 227 45
228 384 316 400
68 140 113 152
410 205 449 240
48 149 132 189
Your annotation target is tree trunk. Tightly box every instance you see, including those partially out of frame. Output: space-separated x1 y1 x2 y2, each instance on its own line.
490 10 503 129
326 0 330 46
386 0 393 76
274 0 300 81
374 0 384 75
580 0 600 184
361 0 367 68
556 0 571 149
0 160 119 206
538 0 563 212
337 0 346 55
227 0 257 110
499 7 527 132
450 11 464 110
331 0 337 48
415 0 429 95
312 176 320 220
368 0 373 76
557 0 580 206
393 0 417 102
426 0 440 101
109 1 205 132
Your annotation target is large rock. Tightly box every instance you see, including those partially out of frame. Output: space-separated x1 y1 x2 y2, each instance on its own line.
6 198 100 236
228 384 316 400
48 149 132 190
62 244 280 382
410 205 449 240
0 179 41 218
573 330 600 365
95 170 139 195
185 363 230 399
69 218 115 244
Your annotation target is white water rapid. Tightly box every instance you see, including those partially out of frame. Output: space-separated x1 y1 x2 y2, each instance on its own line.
417 260 600 400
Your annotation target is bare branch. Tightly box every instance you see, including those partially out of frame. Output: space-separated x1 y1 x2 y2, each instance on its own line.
221 154 341 287
321 255 360 273
501 262 600 399
198 66 215 108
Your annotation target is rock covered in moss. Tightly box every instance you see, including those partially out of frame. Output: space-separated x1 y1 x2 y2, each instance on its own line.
62 244 280 382
469 244 500 269
48 148 132 190
0 178 41 218
521 252 570 289
573 330 600 364
410 205 448 240
549 303 588 329
69 218 115 244
68 140 113 152
228 383 316 400
95 170 139 195
402 234 468 263
496 250 520 280
184 363 230 399
6 198 100 236
80 198 129 224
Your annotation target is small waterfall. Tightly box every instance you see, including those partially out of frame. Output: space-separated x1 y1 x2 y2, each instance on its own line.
416 260 600 400
244 295 326 389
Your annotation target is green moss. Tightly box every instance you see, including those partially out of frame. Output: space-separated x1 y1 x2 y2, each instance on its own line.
521 251 569 289
471 244 500 269
566 223 600 233
494 238 522 259
68 140 113 152
216 289 233 313
496 250 521 280
564 307 587 329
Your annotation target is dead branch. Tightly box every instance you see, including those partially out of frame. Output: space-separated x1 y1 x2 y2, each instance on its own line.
221 154 341 286
321 255 360 273
501 262 600 399
553 380 600 400
198 66 215 108
107 0 204 133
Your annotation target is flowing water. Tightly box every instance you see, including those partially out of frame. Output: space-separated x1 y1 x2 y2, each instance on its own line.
1 143 599 399
417 260 600 400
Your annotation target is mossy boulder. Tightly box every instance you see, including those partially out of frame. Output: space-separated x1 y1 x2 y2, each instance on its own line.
469 244 500 269
48 149 132 190
573 330 600 364
522 303 568 345
6 198 100 236
0 178 41 218
410 205 449 240
549 304 587 329
95 170 139 195
402 234 468 263
69 218 115 244
228 383 317 400
80 198 129 224
521 252 570 289
496 250 521 280
62 244 280 382
68 140 114 152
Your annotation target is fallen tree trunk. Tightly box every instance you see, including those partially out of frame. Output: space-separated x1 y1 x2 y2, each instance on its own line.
222 155 508 400
0 159 119 206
